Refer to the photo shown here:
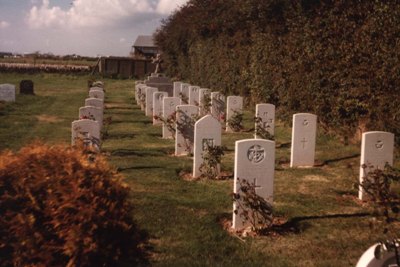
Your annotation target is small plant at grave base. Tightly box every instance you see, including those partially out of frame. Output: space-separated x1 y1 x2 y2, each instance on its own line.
227 110 243 132
199 144 226 179
154 112 176 139
179 92 189 104
254 116 275 140
138 91 146 108
374 239 400 265
80 114 95 121
176 111 199 154
201 93 211 114
358 164 400 230
233 178 274 234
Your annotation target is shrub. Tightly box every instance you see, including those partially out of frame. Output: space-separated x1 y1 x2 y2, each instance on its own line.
0 142 144 266
199 144 225 179
233 178 274 234
359 164 400 225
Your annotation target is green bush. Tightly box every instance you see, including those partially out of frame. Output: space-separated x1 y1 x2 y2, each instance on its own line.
0 142 145 266
155 0 400 144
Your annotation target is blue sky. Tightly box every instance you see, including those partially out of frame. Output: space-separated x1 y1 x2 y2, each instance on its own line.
0 0 188 57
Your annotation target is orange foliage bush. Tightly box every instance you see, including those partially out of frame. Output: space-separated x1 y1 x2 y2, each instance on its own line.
0 142 144 266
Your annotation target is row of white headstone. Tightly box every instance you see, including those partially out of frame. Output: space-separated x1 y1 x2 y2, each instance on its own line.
135 80 396 230
71 81 105 150
0 83 16 102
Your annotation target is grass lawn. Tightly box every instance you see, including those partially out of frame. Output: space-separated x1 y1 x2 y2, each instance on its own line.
1 72 399 266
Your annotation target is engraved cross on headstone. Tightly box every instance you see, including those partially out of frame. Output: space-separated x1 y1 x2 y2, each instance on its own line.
301 137 307 149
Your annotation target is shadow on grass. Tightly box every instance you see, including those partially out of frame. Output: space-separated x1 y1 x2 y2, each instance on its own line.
218 212 370 236
266 212 370 235
118 165 165 172
105 133 136 139
110 149 166 157
315 153 360 167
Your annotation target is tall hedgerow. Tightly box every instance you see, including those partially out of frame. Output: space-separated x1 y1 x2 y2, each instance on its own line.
154 0 400 144
0 142 145 266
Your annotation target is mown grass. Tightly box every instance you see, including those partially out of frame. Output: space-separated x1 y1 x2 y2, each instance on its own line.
1 72 400 266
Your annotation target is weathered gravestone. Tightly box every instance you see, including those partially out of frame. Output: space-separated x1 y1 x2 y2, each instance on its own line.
145 87 158 117
175 105 199 156
85 98 104 109
226 96 243 132
19 80 34 95
162 97 181 139
359 131 394 200
89 89 104 100
71 119 100 149
199 88 211 116
232 139 275 230
255 103 275 139
153 91 168 125
189 86 200 106
180 83 190 104
0 84 16 102
173 81 182 97
290 113 317 167
211 92 226 123
193 115 222 178
79 106 103 128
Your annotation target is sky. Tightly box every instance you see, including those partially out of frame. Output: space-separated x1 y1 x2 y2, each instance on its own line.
0 0 189 57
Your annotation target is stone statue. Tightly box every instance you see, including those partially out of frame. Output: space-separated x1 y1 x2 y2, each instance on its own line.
152 53 163 74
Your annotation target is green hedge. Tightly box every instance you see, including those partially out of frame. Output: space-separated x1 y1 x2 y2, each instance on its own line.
154 0 400 144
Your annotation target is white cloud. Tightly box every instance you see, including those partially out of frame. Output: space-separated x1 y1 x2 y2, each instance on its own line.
156 0 187 14
0 21 10 29
26 0 188 29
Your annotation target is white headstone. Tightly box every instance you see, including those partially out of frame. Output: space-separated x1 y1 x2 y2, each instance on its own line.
255 103 275 139
199 88 211 116
173 81 182 97
180 83 190 104
89 89 104 100
175 105 199 156
359 131 394 200
145 87 158 117
211 92 226 122
193 115 222 178
71 119 100 149
85 98 104 109
89 86 103 92
0 84 16 102
153 91 168 125
226 96 243 132
189 86 200 106
290 113 317 167
232 139 275 230
162 97 181 139
79 106 103 128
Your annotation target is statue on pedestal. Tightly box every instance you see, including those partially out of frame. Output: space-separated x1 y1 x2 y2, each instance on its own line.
152 53 163 74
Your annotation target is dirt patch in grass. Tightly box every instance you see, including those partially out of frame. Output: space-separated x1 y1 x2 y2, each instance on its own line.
36 114 63 123
303 175 329 182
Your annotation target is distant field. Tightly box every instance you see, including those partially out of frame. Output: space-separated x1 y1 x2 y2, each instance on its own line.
0 57 97 66
1 72 399 266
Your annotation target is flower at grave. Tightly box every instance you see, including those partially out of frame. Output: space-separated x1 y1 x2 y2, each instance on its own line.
220 112 226 121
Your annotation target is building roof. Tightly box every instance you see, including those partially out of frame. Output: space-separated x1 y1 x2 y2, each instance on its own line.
133 35 156 48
